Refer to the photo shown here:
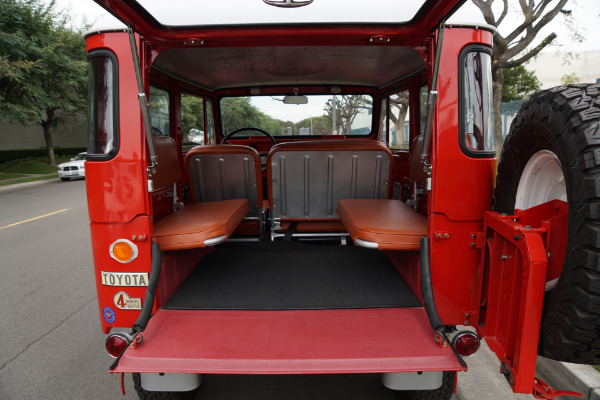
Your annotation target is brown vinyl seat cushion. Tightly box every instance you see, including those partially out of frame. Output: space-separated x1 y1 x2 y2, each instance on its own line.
337 199 426 250
154 199 250 251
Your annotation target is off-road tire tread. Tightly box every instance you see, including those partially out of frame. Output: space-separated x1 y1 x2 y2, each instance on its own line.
495 83 600 364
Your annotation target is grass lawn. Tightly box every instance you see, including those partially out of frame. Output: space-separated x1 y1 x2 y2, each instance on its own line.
0 156 74 186
0 174 59 186
0 172 28 180
0 156 72 175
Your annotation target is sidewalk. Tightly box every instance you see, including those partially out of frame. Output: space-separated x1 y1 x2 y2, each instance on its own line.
0 174 58 193
536 357 600 400
454 341 600 399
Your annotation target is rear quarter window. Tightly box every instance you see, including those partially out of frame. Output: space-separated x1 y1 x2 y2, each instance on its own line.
87 51 118 159
459 45 495 157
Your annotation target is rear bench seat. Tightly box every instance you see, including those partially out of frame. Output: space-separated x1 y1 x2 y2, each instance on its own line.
337 199 426 250
151 136 249 250
184 144 266 237
336 135 428 250
267 139 392 238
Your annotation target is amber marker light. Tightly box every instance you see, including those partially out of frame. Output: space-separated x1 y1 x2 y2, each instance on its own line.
109 239 138 263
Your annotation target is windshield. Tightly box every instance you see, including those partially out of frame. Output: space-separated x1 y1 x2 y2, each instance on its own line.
220 94 373 137
73 153 86 160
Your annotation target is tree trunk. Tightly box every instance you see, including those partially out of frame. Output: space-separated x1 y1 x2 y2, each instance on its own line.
393 108 408 148
42 109 56 166
492 66 505 158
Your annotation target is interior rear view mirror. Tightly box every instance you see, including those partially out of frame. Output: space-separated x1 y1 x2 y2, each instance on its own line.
283 95 308 104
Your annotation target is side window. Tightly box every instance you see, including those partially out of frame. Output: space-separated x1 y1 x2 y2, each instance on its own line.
87 51 118 159
181 93 205 150
149 85 170 137
205 100 216 145
459 46 495 156
388 89 410 150
419 85 428 136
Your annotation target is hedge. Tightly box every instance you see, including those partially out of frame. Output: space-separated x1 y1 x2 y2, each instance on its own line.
0 147 87 165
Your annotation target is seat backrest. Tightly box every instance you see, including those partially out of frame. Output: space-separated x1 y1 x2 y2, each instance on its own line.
152 136 181 190
184 145 263 218
267 139 392 220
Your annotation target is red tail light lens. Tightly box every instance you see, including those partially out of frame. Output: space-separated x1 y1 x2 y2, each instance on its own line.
453 331 480 356
105 333 132 358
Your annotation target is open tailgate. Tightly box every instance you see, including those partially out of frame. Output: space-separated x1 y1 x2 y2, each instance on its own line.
113 308 465 374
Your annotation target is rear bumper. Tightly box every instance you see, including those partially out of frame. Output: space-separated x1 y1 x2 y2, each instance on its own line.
113 308 465 375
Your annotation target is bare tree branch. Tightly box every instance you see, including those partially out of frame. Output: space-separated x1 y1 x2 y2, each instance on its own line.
472 0 497 25
500 33 557 68
506 0 568 45
473 1 509 51
496 0 509 25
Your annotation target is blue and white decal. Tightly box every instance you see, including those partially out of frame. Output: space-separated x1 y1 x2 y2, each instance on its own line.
103 306 116 323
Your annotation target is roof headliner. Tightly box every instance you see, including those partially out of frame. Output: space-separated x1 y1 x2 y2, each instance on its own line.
153 45 426 91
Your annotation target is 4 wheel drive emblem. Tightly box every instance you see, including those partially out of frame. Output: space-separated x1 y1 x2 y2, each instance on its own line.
263 0 314 8
114 291 142 310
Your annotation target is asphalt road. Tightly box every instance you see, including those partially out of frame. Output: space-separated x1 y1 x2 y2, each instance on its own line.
0 179 534 400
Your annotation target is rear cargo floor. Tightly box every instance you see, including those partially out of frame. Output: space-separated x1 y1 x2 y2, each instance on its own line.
165 240 421 310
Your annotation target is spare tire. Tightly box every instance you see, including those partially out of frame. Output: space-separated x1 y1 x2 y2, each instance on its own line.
495 84 600 364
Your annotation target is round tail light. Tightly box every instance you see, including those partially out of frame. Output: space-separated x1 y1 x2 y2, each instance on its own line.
453 331 480 356
105 332 132 358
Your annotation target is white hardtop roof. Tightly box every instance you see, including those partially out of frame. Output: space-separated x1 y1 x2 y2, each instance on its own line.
92 0 468 31
83 13 126 38
135 0 428 26
87 0 495 37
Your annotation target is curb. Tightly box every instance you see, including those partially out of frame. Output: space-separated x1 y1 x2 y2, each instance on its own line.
0 177 57 194
536 356 600 399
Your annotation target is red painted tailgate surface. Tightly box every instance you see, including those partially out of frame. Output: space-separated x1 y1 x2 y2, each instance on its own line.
113 308 465 374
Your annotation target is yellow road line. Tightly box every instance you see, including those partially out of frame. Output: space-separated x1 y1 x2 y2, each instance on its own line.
0 209 70 230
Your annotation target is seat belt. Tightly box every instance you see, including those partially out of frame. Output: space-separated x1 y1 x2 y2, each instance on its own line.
284 222 298 240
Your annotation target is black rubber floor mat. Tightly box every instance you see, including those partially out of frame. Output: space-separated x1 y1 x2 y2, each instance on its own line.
164 241 422 310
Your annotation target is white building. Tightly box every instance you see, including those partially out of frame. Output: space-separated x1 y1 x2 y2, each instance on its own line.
526 50 600 88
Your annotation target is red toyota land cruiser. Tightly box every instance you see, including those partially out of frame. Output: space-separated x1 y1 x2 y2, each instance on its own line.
85 0 600 398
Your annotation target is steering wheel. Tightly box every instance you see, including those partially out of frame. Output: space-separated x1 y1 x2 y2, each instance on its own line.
221 127 277 145
221 127 277 172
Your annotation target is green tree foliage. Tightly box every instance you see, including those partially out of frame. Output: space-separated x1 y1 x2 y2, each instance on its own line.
295 116 331 135
220 97 266 134
0 0 87 165
181 94 204 137
220 97 295 136
502 65 542 102
561 72 580 85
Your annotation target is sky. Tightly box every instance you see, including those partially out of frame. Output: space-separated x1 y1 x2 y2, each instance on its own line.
53 0 600 53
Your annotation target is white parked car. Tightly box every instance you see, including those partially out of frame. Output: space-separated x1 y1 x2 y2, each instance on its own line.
57 152 86 181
